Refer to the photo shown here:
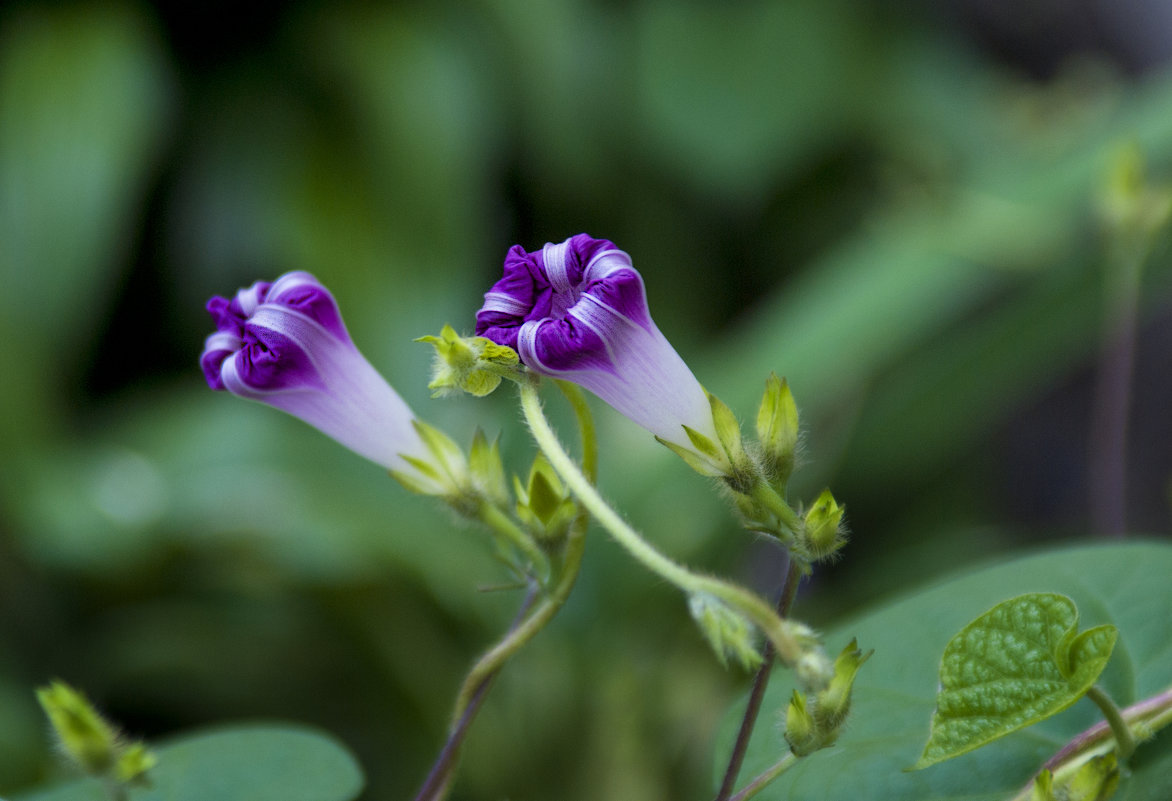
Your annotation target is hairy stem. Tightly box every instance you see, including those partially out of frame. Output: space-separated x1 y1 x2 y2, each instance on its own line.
519 377 809 671
413 585 538 801
728 752 797 801
714 557 804 801
413 379 598 801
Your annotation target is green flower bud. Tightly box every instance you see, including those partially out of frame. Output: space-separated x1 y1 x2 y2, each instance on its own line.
514 453 577 543
803 489 846 560
784 690 820 757
688 592 763 671
756 373 799 485
417 324 521 398
37 681 119 775
813 638 872 734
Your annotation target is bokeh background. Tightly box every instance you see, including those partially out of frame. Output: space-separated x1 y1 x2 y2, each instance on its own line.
2 1 1171 799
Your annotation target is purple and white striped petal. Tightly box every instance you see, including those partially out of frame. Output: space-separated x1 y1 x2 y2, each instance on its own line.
476 234 716 447
201 271 428 473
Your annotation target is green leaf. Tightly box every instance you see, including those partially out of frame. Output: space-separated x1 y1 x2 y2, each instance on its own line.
15 723 364 801
913 593 1117 770
716 542 1172 801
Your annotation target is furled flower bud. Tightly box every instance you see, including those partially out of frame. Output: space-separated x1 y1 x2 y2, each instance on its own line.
475 234 717 449
201 272 431 477
688 592 764 670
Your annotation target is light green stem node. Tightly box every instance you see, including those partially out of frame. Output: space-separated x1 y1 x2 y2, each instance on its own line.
519 377 816 677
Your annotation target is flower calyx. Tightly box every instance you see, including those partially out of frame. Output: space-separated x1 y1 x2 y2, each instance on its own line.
514 453 578 544
658 391 759 494
688 592 764 671
784 638 872 758
802 488 847 561
417 324 522 398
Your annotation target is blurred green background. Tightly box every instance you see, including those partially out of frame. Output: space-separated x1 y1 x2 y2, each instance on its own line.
2 1 1170 799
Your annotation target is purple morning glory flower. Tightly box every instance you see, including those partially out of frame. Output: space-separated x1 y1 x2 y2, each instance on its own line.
201 271 427 472
476 234 716 447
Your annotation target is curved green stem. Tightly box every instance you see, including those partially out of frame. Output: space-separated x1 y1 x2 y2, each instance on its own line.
555 380 597 483
520 377 807 669
450 521 587 723
1085 685 1137 762
728 752 797 801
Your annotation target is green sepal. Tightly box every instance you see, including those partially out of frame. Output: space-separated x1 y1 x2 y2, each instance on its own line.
756 373 798 484
656 434 723 477
785 690 819 757
683 424 725 464
814 637 872 733
412 420 468 484
708 391 748 468
914 593 1118 770
526 456 563 525
468 428 507 505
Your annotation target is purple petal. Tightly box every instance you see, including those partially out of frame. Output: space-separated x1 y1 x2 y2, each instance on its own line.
201 271 427 472
476 234 716 447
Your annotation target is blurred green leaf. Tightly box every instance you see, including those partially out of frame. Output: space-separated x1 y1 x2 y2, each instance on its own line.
0 2 171 450
15 724 364 801
716 542 1172 800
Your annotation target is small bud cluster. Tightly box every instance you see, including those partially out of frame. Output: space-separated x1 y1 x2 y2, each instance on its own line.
688 593 764 671
785 639 872 756
514 454 578 544
37 681 157 788
417 324 522 398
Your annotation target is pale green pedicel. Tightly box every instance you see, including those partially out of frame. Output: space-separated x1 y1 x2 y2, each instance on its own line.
915 592 1117 769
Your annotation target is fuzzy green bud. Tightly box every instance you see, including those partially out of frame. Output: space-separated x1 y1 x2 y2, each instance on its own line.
417 325 521 398
813 638 872 733
784 690 820 757
803 489 846 560
36 680 157 788
688 592 763 671
37 681 118 774
756 373 799 485
514 453 577 543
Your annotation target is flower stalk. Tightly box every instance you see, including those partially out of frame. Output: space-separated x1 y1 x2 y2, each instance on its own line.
519 375 827 685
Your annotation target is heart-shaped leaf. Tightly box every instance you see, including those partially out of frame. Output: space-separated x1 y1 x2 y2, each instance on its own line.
914 593 1117 769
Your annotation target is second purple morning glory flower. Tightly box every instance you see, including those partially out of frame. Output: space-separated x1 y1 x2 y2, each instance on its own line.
475 234 716 448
